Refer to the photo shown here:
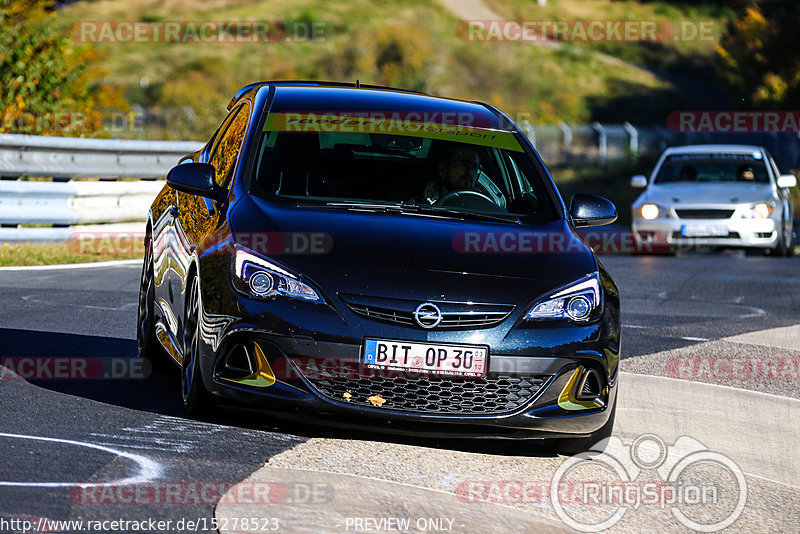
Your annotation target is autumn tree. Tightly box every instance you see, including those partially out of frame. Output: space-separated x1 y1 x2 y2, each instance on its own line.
0 0 126 136
717 2 800 109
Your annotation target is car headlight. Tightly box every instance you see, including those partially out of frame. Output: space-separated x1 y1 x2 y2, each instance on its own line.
231 245 323 303
741 202 775 219
525 273 602 323
639 203 667 220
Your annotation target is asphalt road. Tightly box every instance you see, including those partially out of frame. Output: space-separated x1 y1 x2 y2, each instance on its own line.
603 251 800 356
0 253 798 533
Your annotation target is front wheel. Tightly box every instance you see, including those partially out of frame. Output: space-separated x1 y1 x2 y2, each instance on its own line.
181 275 214 415
766 221 791 257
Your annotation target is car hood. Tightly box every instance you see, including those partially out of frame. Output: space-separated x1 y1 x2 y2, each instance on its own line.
641 182 773 205
228 195 597 303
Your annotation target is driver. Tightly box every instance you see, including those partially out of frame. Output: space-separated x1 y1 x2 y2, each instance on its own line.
737 164 756 182
422 145 481 204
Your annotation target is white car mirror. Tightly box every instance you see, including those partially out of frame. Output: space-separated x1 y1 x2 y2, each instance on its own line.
777 174 797 188
630 175 648 189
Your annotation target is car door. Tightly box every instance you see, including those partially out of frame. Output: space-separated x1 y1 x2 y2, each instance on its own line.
172 102 251 338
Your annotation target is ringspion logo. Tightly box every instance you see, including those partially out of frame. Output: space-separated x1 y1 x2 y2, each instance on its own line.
551 434 747 532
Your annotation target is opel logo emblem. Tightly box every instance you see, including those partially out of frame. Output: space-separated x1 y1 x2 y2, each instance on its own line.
414 303 443 329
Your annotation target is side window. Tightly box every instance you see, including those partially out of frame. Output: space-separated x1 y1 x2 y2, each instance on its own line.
208 103 250 187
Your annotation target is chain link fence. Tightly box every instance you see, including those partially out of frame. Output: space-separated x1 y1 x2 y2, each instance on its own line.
519 122 800 172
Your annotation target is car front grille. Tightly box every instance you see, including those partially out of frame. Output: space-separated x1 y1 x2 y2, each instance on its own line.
674 209 735 219
344 302 512 329
339 294 515 330
305 373 551 415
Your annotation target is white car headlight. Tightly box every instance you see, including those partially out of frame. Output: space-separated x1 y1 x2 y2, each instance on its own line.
741 202 775 219
641 204 660 220
525 273 602 323
231 245 323 303
636 203 669 220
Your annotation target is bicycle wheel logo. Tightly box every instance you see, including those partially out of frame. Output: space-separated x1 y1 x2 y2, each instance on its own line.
550 434 747 532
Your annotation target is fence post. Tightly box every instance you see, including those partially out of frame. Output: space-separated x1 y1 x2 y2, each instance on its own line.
623 122 638 156
520 120 535 146
558 122 572 161
593 122 607 162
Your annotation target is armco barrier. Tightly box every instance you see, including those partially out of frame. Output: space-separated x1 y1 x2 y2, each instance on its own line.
0 180 165 226
0 133 203 242
0 133 202 179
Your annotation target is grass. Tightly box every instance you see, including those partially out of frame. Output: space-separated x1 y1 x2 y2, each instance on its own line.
53 0 735 140
0 241 143 266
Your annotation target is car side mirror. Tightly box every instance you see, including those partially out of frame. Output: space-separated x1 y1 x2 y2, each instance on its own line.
570 194 618 227
630 175 648 189
777 174 797 188
166 162 219 199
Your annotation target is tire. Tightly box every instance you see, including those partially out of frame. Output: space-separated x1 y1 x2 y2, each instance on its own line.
137 234 166 369
766 220 790 257
548 402 617 456
181 274 214 415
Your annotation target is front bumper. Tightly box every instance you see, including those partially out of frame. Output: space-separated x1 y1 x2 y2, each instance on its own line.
199 326 619 439
191 256 621 439
632 215 780 250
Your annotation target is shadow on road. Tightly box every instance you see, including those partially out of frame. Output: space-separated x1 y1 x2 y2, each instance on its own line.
0 328 183 415
0 327 556 457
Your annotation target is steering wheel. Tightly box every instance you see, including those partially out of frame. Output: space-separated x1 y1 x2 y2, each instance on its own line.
435 190 496 207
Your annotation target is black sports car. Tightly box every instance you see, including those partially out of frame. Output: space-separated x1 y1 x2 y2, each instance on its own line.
138 81 620 452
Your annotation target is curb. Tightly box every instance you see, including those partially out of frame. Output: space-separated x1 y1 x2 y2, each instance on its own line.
0 259 141 271
617 371 799 488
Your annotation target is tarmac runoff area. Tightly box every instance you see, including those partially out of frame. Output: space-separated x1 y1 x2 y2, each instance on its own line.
216 325 800 533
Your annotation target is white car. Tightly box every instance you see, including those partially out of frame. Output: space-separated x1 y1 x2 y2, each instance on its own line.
631 144 796 256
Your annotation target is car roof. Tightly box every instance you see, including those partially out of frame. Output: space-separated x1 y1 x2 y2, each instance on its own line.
228 80 513 131
229 80 427 108
663 144 765 155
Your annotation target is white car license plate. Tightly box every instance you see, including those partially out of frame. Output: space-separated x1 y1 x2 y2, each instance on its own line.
362 338 488 378
680 224 729 237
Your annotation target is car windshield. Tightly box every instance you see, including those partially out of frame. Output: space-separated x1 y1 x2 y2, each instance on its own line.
248 112 558 224
653 153 770 184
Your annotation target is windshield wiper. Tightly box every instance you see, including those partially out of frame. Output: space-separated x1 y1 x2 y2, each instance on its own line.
402 203 521 224
309 201 521 224
319 201 406 212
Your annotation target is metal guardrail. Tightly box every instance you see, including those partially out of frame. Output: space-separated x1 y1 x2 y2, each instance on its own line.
0 180 165 226
0 133 203 242
0 133 202 179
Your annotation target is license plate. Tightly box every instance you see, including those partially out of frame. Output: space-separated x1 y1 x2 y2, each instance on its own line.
362 339 488 378
680 224 729 237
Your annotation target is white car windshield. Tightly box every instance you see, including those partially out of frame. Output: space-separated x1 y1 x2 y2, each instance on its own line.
654 153 769 184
